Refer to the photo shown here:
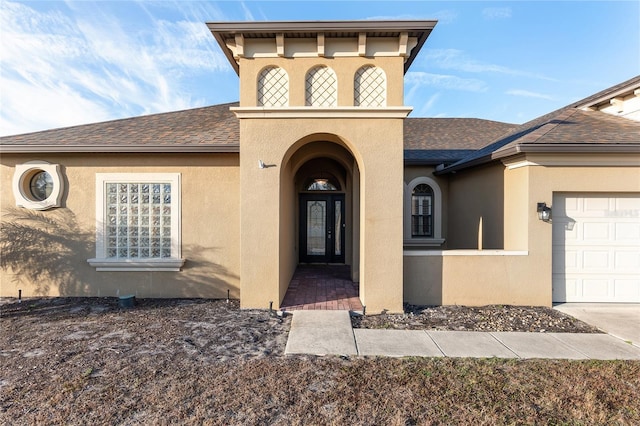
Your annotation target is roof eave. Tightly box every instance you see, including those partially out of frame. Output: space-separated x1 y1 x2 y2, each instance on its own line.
436 143 640 175
0 144 241 154
207 20 437 75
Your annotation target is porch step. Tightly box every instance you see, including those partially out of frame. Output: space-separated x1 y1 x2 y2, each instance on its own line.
284 310 357 356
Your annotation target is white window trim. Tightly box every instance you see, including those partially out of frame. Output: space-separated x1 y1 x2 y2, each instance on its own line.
87 173 184 272
404 176 445 247
12 161 64 210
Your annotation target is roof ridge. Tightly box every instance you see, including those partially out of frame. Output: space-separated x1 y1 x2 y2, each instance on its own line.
499 108 578 147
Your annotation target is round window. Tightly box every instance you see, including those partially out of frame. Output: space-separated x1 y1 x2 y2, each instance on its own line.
29 170 54 201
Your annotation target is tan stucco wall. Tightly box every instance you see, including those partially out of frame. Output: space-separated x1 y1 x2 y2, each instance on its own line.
239 56 405 107
1 153 240 299
239 117 405 313
503 163 529 250
404 252 535 306
447 164 504 249
237 48 407 313
403 158 640 308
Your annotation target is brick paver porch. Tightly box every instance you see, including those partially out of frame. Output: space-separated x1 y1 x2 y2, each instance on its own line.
280 264 363 311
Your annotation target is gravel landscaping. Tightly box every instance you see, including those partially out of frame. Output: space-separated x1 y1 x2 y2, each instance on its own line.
352 304 601 333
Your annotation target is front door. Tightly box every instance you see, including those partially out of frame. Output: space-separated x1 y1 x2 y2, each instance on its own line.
299 194 345 263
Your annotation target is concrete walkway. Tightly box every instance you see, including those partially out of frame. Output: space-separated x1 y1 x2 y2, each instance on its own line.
554 303 640 347
284 310 640 360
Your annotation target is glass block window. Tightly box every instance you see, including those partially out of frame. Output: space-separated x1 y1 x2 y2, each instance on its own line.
411 184 434 238
305 66 337 106
105 183 173 259
354 66 386 107
257 66 289 107
93 173 181 267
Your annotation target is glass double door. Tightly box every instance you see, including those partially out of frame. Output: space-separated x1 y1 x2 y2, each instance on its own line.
299 194 345 263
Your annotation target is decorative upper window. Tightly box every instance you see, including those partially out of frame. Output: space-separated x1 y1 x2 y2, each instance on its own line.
305 177 340 191
257 66 289 107
411 184 433 238
305 66 337 106
354 66 386 107
88 173 184 271
12 161 64 210
404 177 444 246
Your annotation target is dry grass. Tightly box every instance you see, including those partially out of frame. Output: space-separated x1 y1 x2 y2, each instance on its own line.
1 298 639 425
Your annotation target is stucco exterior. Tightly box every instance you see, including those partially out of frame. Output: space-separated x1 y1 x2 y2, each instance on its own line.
1 20 639 310
1 154 241 299
402 157 640 307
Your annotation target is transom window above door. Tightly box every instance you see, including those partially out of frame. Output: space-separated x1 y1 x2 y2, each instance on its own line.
305 175 341 191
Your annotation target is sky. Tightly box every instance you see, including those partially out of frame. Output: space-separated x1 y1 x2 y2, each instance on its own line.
1 1 638 136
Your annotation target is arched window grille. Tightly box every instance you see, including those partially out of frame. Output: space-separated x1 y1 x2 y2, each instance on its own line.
257 66 289 107
305 66 337 106
354 65 386 107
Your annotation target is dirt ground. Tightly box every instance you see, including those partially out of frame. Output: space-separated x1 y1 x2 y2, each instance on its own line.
1 297 637 425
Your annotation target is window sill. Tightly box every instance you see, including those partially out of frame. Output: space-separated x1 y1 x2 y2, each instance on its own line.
87 258 185 272
403 238 446 248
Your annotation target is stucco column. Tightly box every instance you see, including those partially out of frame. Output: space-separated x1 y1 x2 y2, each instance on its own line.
357 119 405 314
238 119 282 309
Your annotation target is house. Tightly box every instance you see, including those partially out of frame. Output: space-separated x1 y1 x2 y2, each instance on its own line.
1 20 639 312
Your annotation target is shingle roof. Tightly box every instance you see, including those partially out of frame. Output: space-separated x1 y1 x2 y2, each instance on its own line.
0 103 240 152
403 118 515 164
0 104 515 159
438 107 640 174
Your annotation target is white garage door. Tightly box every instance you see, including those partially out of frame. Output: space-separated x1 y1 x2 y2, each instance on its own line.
552 193 640 303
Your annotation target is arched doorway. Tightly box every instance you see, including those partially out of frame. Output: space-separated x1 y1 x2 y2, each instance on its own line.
297 158 346 263
279 139 363 310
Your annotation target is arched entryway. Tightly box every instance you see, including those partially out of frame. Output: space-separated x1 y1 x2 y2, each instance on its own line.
279 138 363 310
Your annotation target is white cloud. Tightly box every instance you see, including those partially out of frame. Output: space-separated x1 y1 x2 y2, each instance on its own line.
506 89 554 101
0 1 230 136
482 7 512 20
410 93 441 117
406 72 488 93
366 10 457 24
425 49 556 81
240 1 255 21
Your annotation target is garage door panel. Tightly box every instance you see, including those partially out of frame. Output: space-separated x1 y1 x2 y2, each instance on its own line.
615 251 640 269
582 250 610 269
614 279 640 299
553 193 640 303
582 222 611 241
583 197 610 214
616 197 640 211
615 222 640 240
582 279 610 299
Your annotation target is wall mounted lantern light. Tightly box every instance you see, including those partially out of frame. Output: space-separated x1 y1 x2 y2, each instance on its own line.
537 202 552 221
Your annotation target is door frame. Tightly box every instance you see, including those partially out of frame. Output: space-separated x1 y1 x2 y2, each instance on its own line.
299 193 346 263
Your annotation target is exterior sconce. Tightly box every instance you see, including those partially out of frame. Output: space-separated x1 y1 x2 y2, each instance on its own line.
537 202 552 221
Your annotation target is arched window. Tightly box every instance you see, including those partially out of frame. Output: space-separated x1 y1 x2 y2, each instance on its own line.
305 66 337 106
305 175 340 191
354 65 386 107
257 66 289 107
404 177 444 246
411 184 434 237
